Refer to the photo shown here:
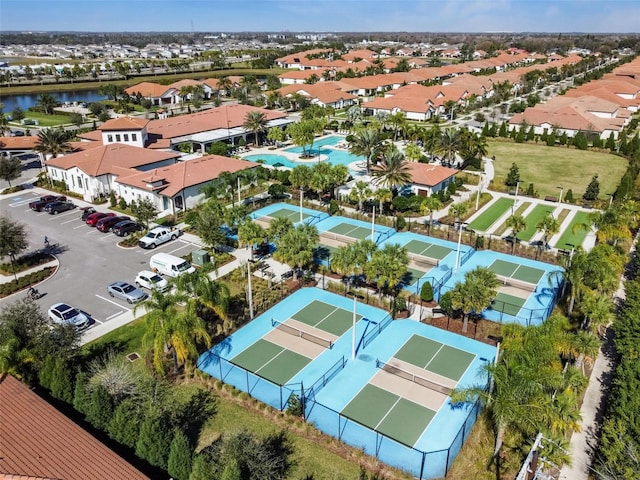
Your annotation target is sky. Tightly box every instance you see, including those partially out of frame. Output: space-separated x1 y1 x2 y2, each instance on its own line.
2 0 640 34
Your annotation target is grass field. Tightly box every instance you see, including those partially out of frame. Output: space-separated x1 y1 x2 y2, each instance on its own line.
488 139 627 200
8 111 73 127
554 210 592 250
469 197 514 231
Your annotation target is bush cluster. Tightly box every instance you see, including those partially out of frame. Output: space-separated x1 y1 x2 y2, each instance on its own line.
0 268 53 297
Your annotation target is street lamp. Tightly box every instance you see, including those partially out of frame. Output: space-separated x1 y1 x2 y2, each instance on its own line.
475 173 485 211
557 185 563 204
607 193 614 208
512 181 521 214
454 221 468 273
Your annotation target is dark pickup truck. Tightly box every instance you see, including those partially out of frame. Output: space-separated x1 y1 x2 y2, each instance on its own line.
29 195 66 212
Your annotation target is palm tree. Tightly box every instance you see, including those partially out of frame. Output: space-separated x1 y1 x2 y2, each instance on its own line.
174 270 231 333
450 267 498 332
536 213 560 250
268 216 294 243
330 244 360 296
349 181 372 212
372 146 411 190
420 196 443 235
435 128 462 167
37 93 58 115
243 111 268 146
580 290 613 335
367 243 409 309
422 125 441 160
387 111 406 141
505 214 527 254
34 128 72 159
373 187 393 215
0 115 10 136
273 224 318 273
348 127 384 175
217 76 233 96
238 220 268 260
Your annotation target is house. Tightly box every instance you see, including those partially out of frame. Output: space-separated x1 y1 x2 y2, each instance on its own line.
0 375 149 480
114 154 257 212
0 135 40 157
124 81 178 105
404 163 459 197
276 82 358 109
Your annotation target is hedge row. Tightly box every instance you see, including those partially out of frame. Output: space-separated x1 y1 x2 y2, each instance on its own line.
0 267 54 297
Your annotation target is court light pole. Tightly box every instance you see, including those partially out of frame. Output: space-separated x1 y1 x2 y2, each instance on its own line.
371 205 375 239
512 181 520 215
246 261 254 320
299 187 304 223
454 221 468 273
557 185 563 204
352 291 357 360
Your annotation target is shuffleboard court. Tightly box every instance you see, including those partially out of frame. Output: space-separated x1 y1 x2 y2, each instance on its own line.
230 339 311 386
341 384 435 447
519 205 556 241
468 197 515 231
291 300 362 337
555 211 591 250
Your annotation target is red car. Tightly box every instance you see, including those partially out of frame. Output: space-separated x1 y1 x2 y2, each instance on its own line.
96 215 130 233
85 212 115 226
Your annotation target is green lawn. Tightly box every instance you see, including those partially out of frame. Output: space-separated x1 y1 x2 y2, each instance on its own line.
554 211 592 250
488 139 627 200
518 205 556 241
468 197 514 232
8 111 74 127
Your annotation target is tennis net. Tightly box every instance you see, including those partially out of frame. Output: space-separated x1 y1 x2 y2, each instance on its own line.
497 275 537 292
376 359 453 395
272 318 334 349
408 252 439 268
319 231 359 248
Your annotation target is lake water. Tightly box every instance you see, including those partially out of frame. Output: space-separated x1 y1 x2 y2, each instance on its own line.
0 90 107 113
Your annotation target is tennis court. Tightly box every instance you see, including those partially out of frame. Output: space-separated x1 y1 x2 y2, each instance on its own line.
405 239 453 267
487 258 545 289
328 222 372 240
288 300 363 337
340 333 476 447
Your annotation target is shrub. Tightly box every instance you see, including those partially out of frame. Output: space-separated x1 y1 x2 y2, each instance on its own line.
118 197 127 210
395 215 407 231
420 282 434 303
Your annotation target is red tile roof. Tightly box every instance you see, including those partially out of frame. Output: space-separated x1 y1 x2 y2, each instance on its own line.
98 116 149 132
115 155 256 197
46 143 179 176
406 163 458 187
0 375 149 480
124 81 174 97
0 137 40 150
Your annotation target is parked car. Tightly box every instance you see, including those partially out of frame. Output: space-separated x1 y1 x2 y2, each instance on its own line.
86 212 115 226
112 220 144 237
138 226 181 249
29 195 66 212
96 215 130 233
80 206 97 221
107 281 148 304
135 270 170 292
44 200 76 215
47 303 91 330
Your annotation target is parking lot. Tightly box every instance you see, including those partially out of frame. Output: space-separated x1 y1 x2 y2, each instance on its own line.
0 190 204 329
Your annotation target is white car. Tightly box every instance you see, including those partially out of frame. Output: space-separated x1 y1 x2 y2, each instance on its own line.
135 270 170 292
48 303 91 330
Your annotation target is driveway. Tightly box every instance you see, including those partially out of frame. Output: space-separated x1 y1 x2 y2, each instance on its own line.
0 189 203 328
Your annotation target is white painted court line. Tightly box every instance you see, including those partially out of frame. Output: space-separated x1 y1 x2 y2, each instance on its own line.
254 347 288 375
374 397 402 431
95 294 132 311
423 344 446 370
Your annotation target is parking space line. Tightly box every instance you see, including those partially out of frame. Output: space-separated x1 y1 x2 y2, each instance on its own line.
106 311 124 320
10 198 37 207
61 217 82 225
100 234 116 241
95 294 132 311
47 211 77 220
167 243 191 254
73 224 88 229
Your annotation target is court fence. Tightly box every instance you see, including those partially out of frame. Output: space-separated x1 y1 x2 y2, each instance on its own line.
304 390 482 479
360 312 393 349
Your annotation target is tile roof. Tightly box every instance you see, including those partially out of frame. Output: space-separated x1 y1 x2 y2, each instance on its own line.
406 163 458 187
146 104 287 139
45 143 179 176
0 137 40 149
124 81 174 97
115 155 256 197
170 79 204 90
0 375 149 480
278 82 358 105
76 130 102 142
98 116 149 132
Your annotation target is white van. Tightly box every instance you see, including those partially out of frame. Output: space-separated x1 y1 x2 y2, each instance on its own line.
149 252 195 278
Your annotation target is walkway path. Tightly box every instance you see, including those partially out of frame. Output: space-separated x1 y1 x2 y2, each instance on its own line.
558 231 637 479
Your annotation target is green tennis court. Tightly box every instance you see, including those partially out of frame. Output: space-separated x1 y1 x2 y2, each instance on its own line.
405 239 453 260
291 300 362 337
329 222 371 240
341 384 435 446
394 334 475 382
402 267 427 285
519 205 556 241
468 197 515 231
491 292 526 317
555 211 591 250
488 259 545 284
230 339 311 386
267 207 310 222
